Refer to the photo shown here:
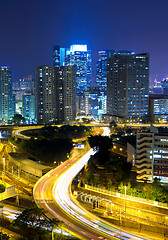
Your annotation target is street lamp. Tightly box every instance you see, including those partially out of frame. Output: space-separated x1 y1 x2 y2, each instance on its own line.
125 185 126 219
2 157 5 173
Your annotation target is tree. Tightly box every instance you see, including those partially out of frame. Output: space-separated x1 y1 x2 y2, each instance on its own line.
0 232 9 240
118 182 124 193
14 206 51 229
106 179 112 190
13 206 55 240
88 135 113 165
110 120 117 128
88 135 112 151
12 114 25 125
0 184 5 194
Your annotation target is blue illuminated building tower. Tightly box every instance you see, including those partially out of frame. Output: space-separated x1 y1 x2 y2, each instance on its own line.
65 44 91 94
0 66 13 122
107 52 149 118
53 46 67 67
161 78 168 95
53 44 91 95
22 94 35 123
96 50 115 92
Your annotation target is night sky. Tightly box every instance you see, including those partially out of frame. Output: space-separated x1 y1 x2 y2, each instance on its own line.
0 0 168 83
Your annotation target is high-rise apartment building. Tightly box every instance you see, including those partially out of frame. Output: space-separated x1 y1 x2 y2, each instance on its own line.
107 52 149 118
136 125 168 183
149 94 168 123
55 66 76 122
0 66 13 122
35 65 76 124
34 66 56 123
22 94 35 123
96 50 115 92
53 44 91 95
161 77 168 95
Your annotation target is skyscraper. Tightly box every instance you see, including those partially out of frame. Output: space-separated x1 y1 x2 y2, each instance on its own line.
0 66 13 122
161 77 168 95
22 94 35 123
53 44 91 95
107 52 149 118
66 44 91 94
34 66 56 123
96 50 115 92
35 65 76 123
55 66 76 122
136 125 168 183
53 46 67 67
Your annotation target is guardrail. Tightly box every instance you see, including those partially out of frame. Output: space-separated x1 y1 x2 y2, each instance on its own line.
85 184 168 209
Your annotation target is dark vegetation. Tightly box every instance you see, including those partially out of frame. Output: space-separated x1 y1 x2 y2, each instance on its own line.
12 114 25 125
83 135 132 187
0 231 9 240
13 205 79 239
12 137 73 164
22 125 92 139
116 135 136 146
0 205 79 240
12 125 92 164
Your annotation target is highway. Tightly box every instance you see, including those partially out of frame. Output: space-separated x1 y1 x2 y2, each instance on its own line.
33 146 151 240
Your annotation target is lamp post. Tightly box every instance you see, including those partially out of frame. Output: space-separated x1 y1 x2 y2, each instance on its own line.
125 185 126 219
2 157 5 173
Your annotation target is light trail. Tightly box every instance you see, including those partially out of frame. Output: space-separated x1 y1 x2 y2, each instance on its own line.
34 147 151 240
15 125 151 239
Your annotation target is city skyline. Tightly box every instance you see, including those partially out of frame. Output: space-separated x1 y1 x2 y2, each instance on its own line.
0 0 168 82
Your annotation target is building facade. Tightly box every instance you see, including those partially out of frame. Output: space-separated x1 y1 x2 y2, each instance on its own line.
149 94 168 123
35 65 76 124
84 87 107 120
0 66 13 122
53 46 67 67
96 50 115 92
136 126 168 183
53 44 91 95
34 66 56 123
65 44 91 95
22 94 35 123
107 52 149 118
161 77 168 95
55 66 76 122
18 75 34 93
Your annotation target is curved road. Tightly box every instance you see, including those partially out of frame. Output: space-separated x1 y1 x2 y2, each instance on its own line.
33 146 151 240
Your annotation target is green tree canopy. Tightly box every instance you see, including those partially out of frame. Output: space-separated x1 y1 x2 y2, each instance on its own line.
0 184 5 193
14 206 51 229
0 232 9 240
